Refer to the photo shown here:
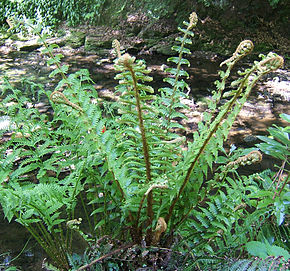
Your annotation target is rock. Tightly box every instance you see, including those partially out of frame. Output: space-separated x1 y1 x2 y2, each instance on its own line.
243 135 258 146
0 31 11 40
94 49 112 57
139 23 175 39
150 38 176 56
84 35 113 52
14 38 42 52
126 12 149 35
155 44 175 56
19 43 42 52
66 31 86 48
46 36 67 47
9 34 22 41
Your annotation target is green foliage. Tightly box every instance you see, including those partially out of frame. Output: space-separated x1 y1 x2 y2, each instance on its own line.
197 0 230 8
246 240 289 260
0 0 15 25
197 0 282 8
219 256 289 271
0 0 108 30
0 0 179 30
268 0 281 7
0 12 287 270
257 113 289 162
1 0 285 32
256 114 289 227
1 0 60 30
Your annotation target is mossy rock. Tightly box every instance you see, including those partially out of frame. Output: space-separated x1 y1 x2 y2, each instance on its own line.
139 26 167 39
146 38 158 48
84 35 113 52
0 32 11 40
154 43 175 56
94 49 111 57
148 35 176 56
9 34 20 41
66 31 86 48
254 42 274 54
14 39 41 52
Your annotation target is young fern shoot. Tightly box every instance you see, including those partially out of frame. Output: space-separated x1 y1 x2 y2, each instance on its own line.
166 43 284 224
163 12 198 129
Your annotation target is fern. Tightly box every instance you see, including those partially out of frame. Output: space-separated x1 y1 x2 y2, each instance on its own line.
220 256 289 271
159 12 198 130
0 12 286 270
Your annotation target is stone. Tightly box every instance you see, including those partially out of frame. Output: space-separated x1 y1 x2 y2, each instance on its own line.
66 31 86 48
243 135 258 146
14 38 41 52
84 35 113 52
154 44 175 55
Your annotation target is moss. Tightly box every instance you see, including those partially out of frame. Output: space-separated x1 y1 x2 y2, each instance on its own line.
66 31 86 48
254 43 274 54
84 36 113 52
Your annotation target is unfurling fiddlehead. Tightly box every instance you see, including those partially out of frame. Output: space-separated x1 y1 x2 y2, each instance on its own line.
225 150 263 170
50 91 83 112
165 41 284 224
220 40 254 67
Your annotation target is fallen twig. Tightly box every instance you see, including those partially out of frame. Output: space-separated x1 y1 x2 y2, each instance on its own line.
76 242 134 271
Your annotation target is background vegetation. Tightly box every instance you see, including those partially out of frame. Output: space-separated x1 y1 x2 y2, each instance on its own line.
0 0 289 28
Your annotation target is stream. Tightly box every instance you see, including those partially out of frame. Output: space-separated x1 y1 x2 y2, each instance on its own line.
0 39 289 270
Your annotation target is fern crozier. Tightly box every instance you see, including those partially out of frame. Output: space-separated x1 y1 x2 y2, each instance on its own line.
189 12 198 29
220 40 254 67
112 39 121 58
50 91 83 112
258 54 284 73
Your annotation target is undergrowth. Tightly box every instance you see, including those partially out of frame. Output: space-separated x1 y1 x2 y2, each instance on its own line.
0 12 288 271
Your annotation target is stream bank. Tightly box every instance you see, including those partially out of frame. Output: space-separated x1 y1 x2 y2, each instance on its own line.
1 26 289 146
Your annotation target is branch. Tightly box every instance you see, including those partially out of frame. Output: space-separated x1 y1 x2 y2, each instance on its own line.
76 242 134 271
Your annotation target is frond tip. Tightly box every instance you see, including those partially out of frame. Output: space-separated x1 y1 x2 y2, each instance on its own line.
189 12 198 29
50 91 83 112
66 218 82 229
258 53 284 73
220 40 254 67
117 53 135 67
226 150 263 169
112 39 121 58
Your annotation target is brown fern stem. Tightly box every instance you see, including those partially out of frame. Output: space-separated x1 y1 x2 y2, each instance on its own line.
127 66 152 182
168 65 277 227
127 65 154 243
165 54 282 224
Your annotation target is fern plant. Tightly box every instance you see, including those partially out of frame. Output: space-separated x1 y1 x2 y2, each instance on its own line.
0 26 103 269
0 12 286 270
89 13 284 247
